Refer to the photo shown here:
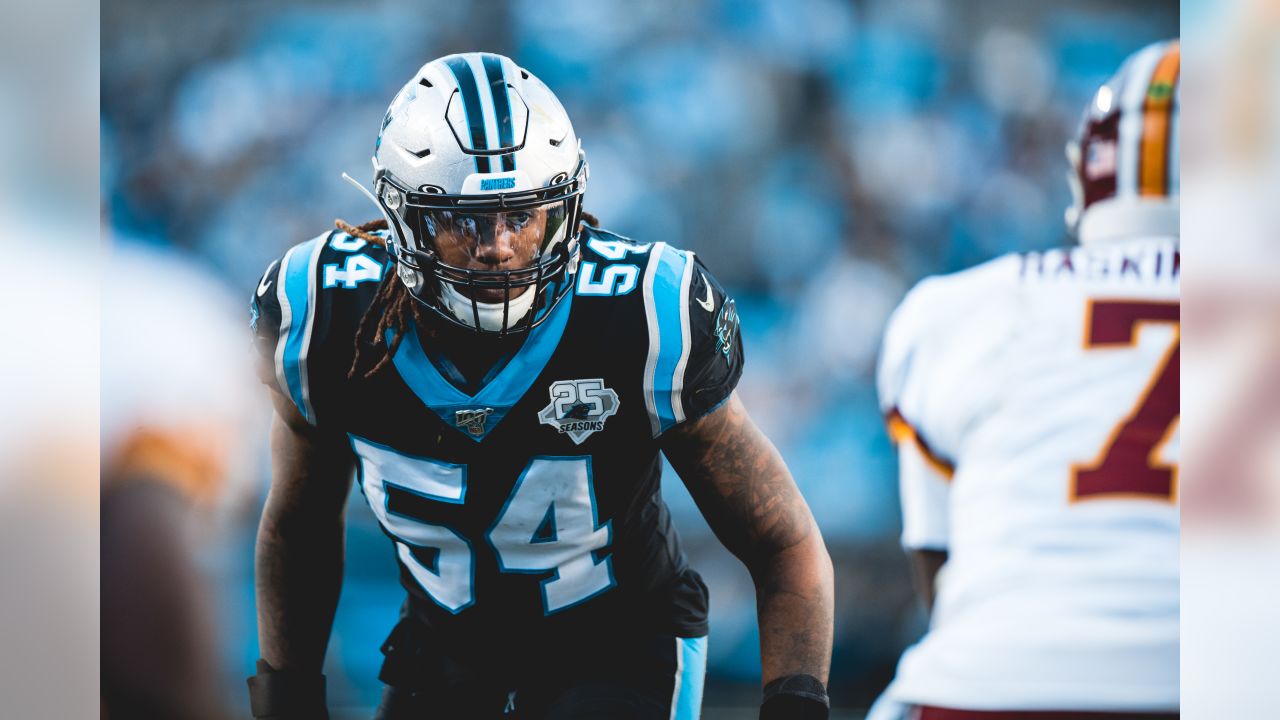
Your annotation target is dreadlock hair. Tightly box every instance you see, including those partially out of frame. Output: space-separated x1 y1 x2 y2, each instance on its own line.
343 210 600 380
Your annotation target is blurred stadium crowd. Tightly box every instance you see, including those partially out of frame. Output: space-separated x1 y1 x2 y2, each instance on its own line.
101 0 1177 713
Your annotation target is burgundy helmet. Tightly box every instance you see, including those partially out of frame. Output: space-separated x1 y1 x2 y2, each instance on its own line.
1066 40 1180 245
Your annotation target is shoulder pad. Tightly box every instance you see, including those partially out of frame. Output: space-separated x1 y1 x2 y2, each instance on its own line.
251 229 391 425
638 243 743 437
574 227 655 297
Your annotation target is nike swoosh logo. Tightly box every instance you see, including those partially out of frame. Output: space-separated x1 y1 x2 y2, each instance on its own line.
257 260 279 297
696 272 715 312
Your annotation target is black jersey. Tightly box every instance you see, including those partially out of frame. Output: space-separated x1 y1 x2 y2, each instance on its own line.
250 226 744 670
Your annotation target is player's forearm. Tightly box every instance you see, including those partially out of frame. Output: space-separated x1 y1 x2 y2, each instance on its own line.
910 549 948 613
662 394 835 684
255 406 354 673
750 524 834 685
254 493 346 673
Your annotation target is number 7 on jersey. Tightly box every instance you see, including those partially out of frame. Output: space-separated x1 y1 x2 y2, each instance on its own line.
1072 300 1179 502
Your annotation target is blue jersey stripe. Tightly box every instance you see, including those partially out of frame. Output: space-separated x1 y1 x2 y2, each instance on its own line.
670 251 696 424
389 289 574 441
444 56 491 174
672 636 708 719
648 245 691 434
280 235 323 423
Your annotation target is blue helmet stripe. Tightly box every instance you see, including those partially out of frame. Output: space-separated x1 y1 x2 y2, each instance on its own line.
482 54 516 172
444 56 491 174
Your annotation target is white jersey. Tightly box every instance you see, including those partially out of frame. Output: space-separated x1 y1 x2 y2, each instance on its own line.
875 236 1180 712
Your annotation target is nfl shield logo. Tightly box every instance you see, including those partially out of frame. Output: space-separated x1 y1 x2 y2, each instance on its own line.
455 408 495 437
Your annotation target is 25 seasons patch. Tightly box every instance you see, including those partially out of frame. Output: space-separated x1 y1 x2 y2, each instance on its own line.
538 378 620 445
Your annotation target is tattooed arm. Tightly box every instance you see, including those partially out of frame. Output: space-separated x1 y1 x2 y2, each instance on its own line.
661 392 834 686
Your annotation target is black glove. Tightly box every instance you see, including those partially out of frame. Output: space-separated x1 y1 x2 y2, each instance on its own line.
760 674 829 720
247 659 329 720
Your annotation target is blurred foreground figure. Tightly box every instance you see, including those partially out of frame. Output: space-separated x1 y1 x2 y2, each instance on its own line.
0 241 97 720
1179 4 1280 716
869 41 1180 720
101 243 258 719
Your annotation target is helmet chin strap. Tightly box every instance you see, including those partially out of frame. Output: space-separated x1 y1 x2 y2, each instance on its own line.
440 283 537 332
344 169 422 291
344 169 409 254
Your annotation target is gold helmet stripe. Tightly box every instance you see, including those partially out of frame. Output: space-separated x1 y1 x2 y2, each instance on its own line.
1140 42 1180 197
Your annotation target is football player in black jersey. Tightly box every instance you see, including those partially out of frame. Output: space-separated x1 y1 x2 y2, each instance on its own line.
246 52 833 720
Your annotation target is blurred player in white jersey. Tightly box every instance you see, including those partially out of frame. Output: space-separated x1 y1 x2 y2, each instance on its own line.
101 242 262 719
868 40 1180 720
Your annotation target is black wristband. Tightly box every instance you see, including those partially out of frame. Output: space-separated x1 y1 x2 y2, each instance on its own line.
760 674 829 720
246 659 329 720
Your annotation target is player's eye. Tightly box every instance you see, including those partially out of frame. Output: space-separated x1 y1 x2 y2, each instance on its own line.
452 215 480 234
506 212 531 228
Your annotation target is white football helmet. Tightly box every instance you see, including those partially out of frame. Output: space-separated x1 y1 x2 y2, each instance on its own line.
363 52 588 334
1066 40 1180 246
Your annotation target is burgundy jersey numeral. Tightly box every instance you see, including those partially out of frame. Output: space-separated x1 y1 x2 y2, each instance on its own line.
1071 300 1180 502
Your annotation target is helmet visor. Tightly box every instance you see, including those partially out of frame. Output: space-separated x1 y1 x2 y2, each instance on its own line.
373 160 586 334
404 200 570 303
